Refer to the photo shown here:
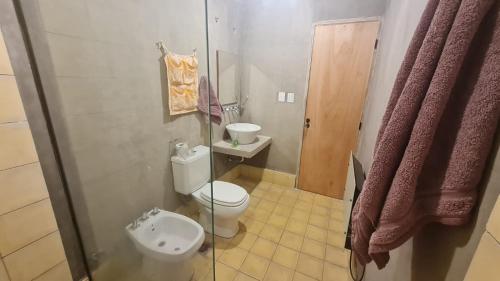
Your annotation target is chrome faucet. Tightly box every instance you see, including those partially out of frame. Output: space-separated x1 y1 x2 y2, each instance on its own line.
224 104 240 113
130 219 140 230
150 207 160 216
139 212 149 221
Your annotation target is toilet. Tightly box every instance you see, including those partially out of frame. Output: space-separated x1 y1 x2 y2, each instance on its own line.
172 145 250 238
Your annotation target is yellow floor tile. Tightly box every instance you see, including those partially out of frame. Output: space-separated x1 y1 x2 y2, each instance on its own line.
252 189 266 198
293 272 316 281
309 214 329 229
279 231 304 251
314 194 334 209
286 220 307 236
327 231 345 248
231 232 258 250
305 225 327 243
272 245 299 269
295 254 324 280
254 209 272 222
301 238 326 260
311 205 329 216
240 253 270 280
274 204 293 217
332 200 344 210
294 201 313 212
331 210 344 221
266 190 282 202
235 272 259 281
255 181 272 191
220 176 351 281
219 247 248 269
259 224 283 243
323 262 349 281
278 195 297 207
325 246 349 267
249 197 261 209
328 219 344 232
289 209 310 222
267 214 289 228
264 262 294 281
214 262 238 281
245 219 266 234
258 200 276 212
298 191 315 203
250 238 277 259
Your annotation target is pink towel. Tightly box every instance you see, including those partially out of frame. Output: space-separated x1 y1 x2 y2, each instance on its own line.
198 76 223 125
352 0 500 269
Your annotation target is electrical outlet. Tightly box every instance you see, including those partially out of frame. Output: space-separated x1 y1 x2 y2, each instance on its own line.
278 91 286 102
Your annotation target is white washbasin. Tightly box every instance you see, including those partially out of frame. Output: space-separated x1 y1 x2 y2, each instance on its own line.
226 123 261 144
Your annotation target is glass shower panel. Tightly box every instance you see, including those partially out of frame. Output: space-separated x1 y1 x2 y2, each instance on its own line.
18 0 215 280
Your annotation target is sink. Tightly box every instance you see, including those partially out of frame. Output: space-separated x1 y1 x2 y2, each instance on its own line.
226 123 261 144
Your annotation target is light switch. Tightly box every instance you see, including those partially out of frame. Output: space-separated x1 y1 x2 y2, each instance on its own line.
286 92 295 103
278 91 286 102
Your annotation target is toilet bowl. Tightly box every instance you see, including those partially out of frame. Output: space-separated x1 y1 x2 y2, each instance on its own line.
126 209 205 281
172 145 250 238
193 181 250 238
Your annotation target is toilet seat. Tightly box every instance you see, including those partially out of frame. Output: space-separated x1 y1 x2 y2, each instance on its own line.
199 181 248 207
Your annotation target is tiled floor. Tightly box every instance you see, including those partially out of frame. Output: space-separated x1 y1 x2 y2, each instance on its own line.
193 176 351 281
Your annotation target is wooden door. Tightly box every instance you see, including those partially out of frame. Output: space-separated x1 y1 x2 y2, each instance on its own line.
298 21 379 198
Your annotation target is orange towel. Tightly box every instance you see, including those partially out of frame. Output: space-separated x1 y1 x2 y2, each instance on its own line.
165 51 199 115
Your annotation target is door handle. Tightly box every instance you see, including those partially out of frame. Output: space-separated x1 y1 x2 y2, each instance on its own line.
305 118 311 128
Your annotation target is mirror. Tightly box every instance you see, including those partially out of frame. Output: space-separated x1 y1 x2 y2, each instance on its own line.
216 50 240 105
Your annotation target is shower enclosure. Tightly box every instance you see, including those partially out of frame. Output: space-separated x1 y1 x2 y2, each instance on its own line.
12 0 218 280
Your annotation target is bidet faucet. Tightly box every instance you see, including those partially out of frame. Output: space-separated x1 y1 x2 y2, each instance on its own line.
130 219 140 230
139 212 149 221
150 207 160 215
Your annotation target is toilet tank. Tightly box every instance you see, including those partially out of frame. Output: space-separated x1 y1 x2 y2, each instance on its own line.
171 145 210 195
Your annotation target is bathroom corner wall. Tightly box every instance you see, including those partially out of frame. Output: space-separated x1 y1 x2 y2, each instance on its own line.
356 0 500 280
0 29 72 281
237 0 387 174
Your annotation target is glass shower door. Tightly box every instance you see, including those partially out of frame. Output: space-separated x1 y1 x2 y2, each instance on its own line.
16 0 216 280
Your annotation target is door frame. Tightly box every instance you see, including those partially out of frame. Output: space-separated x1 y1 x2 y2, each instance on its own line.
294 16 382 190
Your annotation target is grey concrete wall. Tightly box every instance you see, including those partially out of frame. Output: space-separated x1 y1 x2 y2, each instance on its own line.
207 0 244 177
236 0 387 174
31 0 213 266
356 0 500 280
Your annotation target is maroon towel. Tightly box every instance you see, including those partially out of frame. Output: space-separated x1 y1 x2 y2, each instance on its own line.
352 0 500 269
198 76 223 125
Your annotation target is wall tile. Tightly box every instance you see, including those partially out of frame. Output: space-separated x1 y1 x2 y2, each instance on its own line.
3 231 66 281
0 124 38 170
0 163 49 215
32 261 72 281
0 259 9 281
0 31 13 75
0 77 26 123
0 199 58 256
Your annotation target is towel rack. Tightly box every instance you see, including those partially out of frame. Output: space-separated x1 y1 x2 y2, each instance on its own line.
155 41 197 56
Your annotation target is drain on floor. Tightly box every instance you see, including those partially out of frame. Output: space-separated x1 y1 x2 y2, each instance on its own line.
158 241 165 247
174 247 181 251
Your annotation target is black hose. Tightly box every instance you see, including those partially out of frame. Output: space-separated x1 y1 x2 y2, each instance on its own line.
349 250 365 281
